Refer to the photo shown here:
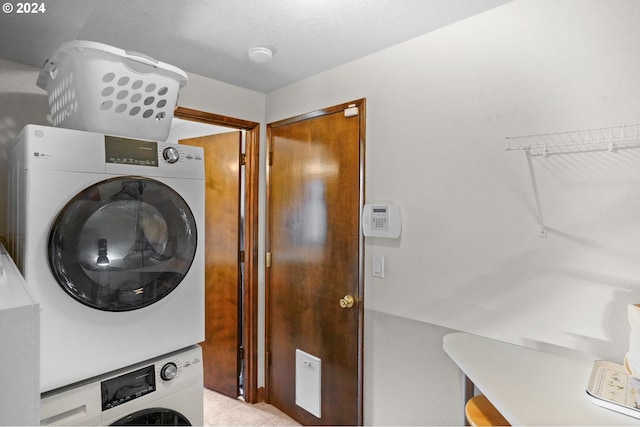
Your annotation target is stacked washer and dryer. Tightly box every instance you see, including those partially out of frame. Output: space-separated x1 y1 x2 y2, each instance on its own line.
6 41 206 425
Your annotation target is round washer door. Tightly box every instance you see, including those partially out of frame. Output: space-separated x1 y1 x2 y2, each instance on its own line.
111 408 191 425
48 176 198 311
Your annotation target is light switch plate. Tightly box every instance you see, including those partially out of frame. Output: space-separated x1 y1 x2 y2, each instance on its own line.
372 255 384 278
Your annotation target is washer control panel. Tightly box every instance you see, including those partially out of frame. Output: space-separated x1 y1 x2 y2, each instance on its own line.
100 365 156 411
99 346 202 412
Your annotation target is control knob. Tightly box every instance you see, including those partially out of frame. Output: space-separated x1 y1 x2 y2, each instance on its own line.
160 362 178 381
162 147 180 163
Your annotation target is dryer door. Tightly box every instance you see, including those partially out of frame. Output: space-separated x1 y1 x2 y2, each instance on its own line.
48 176 198 311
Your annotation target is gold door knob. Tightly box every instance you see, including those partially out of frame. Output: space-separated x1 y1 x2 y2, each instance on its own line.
339 295 355 309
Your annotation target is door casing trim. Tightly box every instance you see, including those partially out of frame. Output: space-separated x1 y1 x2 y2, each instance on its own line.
174 106 261 404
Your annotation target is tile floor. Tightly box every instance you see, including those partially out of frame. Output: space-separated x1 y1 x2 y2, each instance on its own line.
203 388 301 426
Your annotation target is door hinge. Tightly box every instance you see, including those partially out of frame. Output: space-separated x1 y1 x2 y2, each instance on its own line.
239 347 245 360
344 104 359 117
266 252 271 268
240 153 246 165
239 250 245 262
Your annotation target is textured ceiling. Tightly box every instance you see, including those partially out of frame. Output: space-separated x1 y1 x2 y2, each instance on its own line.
0 0 512 93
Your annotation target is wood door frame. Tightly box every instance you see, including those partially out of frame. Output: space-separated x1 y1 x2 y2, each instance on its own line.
265 99 366 424
175 106 260 404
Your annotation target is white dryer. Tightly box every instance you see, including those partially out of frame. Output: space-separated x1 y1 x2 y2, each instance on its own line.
40 345 203 426
7 125 204 393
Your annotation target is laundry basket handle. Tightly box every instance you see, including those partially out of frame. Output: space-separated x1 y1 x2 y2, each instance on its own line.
123 50 159 74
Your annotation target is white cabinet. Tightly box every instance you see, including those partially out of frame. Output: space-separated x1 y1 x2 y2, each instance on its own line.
0 244 39 426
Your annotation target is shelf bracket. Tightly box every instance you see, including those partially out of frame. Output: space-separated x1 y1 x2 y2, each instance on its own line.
524 150 547 238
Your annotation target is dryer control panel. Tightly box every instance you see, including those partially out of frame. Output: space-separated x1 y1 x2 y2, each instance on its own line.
104 135 204 179
105 136 158 167
104 136 158 167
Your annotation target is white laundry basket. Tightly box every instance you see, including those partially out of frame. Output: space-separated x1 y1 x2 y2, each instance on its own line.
36 40 188 141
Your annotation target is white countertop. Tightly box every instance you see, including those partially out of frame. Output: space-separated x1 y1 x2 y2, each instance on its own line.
443 332 639 426
0 245 36 311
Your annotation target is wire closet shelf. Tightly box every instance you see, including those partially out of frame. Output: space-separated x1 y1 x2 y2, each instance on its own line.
506 123 640 156
506 122 640 238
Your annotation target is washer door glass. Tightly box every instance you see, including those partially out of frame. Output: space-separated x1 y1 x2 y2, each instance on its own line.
111 408 191 425
48 177 198 311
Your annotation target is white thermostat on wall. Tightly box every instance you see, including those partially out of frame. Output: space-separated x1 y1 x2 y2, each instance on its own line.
362 203 401 238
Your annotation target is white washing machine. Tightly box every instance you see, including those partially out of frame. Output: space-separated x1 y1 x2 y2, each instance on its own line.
7 124 205 392
40 345 203 426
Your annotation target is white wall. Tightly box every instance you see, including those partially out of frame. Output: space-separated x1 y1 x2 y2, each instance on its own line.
0 59 50 240
267 0 640 424
178 72 265 123
364 310 464 425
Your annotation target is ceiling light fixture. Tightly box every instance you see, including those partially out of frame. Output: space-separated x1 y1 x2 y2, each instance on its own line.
248 47 273 63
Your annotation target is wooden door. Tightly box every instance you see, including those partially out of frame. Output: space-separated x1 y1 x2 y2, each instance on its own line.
181 131 242 397
266 99 365 425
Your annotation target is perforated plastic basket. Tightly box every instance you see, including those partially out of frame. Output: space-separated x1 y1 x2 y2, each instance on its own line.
36 40 188 141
